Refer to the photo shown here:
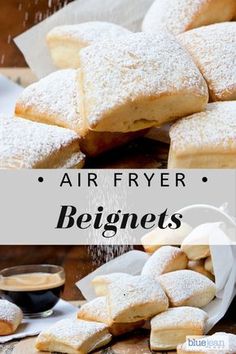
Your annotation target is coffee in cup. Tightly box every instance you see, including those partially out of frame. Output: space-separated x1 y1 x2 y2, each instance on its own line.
0 265 65 318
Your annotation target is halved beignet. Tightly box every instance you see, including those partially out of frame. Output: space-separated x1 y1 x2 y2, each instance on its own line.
141 222 192 253
35 318 112 354
188 260 215 281
79 31 208 133
150 307 208 351
168 102 236 169
179 22 236 101
47 22 131 69
142 0 236 35
107 275 168 323
77 297 144 336
0 300 23 336
0 116 85 169
15 69 147 157
158 270 216 308
141 246 188 280
91 273 133 297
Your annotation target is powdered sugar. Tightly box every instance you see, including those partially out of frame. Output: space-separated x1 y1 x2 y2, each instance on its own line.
151 307 208 329
108 275 168 319
38 318 109 348
48 21 131 44
78 297 110 324
0 300 23 325
80 31 207 128
179 22 236 100
142 0 207 35
158 270 216 307
142 246 187 279
170 102 236 154
16 69 81 131
0 116 84 169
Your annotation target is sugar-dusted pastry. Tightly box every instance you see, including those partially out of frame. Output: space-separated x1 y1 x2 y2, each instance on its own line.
79 31 208 133
0 116 85 169
92 273 133 297
47 21 131 69
168 102 236 168
150 307 208 351
179 22 236 101
141 222 192 253
35 318 112 353
107 275 168 323
177 332 236 353
141 246 188 280
205 256 214 275
188 260 215 281
15 69 146 157
0 300 23 336
158 270 216 308
142 0 236 35
181 223 216 261
77 296 144 336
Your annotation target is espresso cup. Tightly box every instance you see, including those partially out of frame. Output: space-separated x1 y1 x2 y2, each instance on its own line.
0 264 65 318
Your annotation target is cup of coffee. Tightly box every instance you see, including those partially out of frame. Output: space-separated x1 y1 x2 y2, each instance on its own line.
0 264 65 318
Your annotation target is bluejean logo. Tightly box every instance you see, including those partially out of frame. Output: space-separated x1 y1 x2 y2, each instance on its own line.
186 335 229 351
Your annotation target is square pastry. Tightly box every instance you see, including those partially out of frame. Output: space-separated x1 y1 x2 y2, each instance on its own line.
79 32 208 132
35 318 112 354
168 102 236 169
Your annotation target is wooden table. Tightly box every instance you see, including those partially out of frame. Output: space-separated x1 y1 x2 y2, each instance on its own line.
0 299 235 354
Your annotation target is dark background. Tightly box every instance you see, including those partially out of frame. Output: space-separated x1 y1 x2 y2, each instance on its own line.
0 0 73 67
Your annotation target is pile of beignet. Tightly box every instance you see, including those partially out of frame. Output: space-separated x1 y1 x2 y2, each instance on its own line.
1 0 235 169
36 222 222 353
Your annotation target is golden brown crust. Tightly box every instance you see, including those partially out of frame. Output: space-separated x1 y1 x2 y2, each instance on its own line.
188 260 215 281
0 300 23 335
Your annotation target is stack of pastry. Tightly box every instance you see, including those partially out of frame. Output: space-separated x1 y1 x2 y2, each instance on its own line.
36 222 223 353
2 0 235 168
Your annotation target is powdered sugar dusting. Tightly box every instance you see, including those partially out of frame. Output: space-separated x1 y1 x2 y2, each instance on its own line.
108 275 168 318
78 297 110 324
16 69 81 131
0 116 84 169
170 102 236 154
158 270 216 307
48 21 131 44
142 0 207 35
179 22 236 100
38 319 109 348
151 307 207 329
0 300 23 325
142 246 187 279
80 31 207 127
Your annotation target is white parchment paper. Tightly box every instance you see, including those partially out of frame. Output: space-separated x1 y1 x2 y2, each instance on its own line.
15 0 153 78
76 205 236 332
